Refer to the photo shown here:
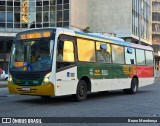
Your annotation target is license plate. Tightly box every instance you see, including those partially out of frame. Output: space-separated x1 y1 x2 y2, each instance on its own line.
22 87 30 91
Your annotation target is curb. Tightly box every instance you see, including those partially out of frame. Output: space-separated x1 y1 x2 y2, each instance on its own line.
0 81 8 88
0 84 8 88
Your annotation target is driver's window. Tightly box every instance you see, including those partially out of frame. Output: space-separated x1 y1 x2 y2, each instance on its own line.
57 36 75 71
57 40 75 62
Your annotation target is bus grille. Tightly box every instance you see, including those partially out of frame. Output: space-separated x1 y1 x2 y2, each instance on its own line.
10 71 49 80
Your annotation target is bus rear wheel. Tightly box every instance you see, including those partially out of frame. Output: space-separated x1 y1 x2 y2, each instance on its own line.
123 78 138 94
74 80 87 102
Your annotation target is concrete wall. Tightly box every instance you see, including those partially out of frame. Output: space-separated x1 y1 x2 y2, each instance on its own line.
89 0 132 37
70 0 89 30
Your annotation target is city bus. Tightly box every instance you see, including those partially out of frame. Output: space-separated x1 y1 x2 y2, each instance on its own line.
8 28 154 101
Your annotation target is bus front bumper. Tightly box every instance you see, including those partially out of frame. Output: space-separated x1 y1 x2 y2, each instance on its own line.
8 82 55 96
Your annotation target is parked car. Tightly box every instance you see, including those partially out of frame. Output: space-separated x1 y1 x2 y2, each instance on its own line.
0 70 8 81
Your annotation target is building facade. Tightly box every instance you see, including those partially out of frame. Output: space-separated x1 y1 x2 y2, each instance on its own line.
0 0 152 70
0 0 70 70
152 0 160 67
0 0 69 31
89 0 152 45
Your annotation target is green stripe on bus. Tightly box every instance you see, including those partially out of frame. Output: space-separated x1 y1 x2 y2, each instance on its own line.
77 63 130 80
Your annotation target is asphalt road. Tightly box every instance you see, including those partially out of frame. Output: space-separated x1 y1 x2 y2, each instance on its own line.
0 81 160 126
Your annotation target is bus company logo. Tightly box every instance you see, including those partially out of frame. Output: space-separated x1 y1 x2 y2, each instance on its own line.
23 66 27 71
102 70 108 75
94 70 101 75
90 69 93 75
2 118 11 123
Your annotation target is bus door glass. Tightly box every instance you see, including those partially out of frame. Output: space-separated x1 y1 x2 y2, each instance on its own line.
56 35 77 95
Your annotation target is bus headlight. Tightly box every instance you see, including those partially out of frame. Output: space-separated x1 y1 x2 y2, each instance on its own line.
42 73 51 84
8 75 13 83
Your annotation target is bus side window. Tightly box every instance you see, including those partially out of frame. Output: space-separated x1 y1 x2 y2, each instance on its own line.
96 42 111 63
125 47 136 65
112 45 125 64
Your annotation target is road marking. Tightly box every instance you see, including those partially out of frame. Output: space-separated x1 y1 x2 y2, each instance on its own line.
0 94 15 97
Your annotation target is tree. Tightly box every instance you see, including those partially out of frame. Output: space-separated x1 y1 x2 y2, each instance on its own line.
82 27 90 33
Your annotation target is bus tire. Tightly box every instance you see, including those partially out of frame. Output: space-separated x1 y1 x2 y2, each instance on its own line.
123 78 138 94
75 80 87 102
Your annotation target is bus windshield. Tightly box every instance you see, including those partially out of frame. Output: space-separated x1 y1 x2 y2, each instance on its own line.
10 38 54 72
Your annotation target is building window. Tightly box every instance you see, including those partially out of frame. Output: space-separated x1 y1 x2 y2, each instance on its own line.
64 0 69 4
36 12 42 23
63 22 69 27
50 0 56 5
36 7 42 11
63 10 69 21
0 0 70 31
57 22 62 27
43 12 49 22
7 23 13 28
36 1 42 6
64 3 69 10
7 6 13 11
50 11 56 22
43 23 49 27
57 0 62 5
57 11 62 22
0 23 5 28
57 4 62 11
0 12 5 22
7 12 13 22
14 13 20 23
43 1 49 6
14 2 20 6
0 6 5 12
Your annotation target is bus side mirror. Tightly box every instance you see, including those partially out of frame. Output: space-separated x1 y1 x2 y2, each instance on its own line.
127 48 133 54
100 44 107 50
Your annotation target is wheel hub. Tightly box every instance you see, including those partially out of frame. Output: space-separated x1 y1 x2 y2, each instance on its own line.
79 86 85 96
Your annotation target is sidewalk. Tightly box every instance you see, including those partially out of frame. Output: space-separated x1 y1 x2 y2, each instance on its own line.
0 81 8 88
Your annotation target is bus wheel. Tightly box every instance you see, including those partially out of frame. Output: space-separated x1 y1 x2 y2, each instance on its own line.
75 80 87 102
123 78 138 94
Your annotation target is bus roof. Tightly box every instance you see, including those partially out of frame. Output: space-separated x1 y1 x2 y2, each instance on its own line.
16 27 153 51
74 31 153 51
